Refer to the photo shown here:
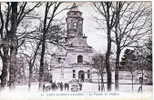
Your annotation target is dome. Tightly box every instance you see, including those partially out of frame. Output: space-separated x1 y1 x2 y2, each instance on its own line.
70 3 79 11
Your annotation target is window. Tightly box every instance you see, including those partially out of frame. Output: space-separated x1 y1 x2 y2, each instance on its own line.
73 70 76 78
73 70 75 73
87 70 90 79
58 58 61 63
77 55 83 63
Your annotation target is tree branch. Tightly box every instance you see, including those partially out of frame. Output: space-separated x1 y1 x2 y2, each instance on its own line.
0 3 4 38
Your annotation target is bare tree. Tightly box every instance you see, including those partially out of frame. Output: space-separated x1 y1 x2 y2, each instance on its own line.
121 49 138 92
136 37 152 92
22 40 41 90
93 1 122 91
17 11 66 90
0 2 41 89
92 53 106 91
112 2 151 90
38 2 62 89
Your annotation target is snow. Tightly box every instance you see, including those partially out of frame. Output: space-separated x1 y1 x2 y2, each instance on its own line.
0 82 152 93
0 82 152 100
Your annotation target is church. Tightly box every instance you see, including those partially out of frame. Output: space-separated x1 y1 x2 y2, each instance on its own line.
49 3 98 83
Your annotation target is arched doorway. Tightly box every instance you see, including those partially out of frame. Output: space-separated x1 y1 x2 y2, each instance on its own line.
78 70 85 82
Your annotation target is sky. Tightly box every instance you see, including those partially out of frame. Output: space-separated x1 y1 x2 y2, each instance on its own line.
76 2 107 53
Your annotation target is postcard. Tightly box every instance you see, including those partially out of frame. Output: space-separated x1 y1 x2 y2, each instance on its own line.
0 1 152 100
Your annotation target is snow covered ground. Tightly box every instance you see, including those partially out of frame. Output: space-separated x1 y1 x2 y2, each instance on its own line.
0 82 152 93
0 71 152 93
0 82 152 100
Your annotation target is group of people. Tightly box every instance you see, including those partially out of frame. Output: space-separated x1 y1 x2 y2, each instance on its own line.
43 81 70 92
42 80 83 92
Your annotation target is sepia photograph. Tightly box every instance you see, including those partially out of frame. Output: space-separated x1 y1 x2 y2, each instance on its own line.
0 1 152 100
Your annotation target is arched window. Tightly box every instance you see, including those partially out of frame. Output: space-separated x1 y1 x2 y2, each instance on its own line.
77 55 83 63
87 70 90 79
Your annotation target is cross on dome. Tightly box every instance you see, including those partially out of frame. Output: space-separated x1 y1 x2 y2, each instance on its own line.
70 3 79 11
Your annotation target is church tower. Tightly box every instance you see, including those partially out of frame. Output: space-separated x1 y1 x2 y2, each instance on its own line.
66 3 83 39
51 3 97 83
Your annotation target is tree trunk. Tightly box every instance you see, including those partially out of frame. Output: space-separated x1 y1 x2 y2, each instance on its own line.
140 66 144 92
100 73 105 91
105 29 112 91
0 53 9 89
98 72 100 91
115 47 120 90
8 2 18 89
28 65 32 90
38 39 46 89
9 47 17 89
131 73 134 92
39 2 49 89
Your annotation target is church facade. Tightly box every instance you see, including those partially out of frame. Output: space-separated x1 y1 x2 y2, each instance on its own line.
49 3 98 83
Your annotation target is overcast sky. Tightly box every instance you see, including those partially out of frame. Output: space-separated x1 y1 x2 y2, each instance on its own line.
78 2 107 53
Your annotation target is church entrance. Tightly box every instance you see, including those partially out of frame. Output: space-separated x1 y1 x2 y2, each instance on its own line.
78 70 85 82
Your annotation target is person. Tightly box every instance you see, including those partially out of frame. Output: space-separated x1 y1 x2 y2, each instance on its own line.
138 77 143 92
57 82 61 90
67 83 69 91
59 82 63 91
52 82 57 91
43 84 45 92
98 85 101 91
64 83 69 91
79 83 82 91
49 80 52 84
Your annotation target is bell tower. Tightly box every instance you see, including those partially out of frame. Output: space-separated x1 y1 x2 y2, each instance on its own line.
66 3 83 39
